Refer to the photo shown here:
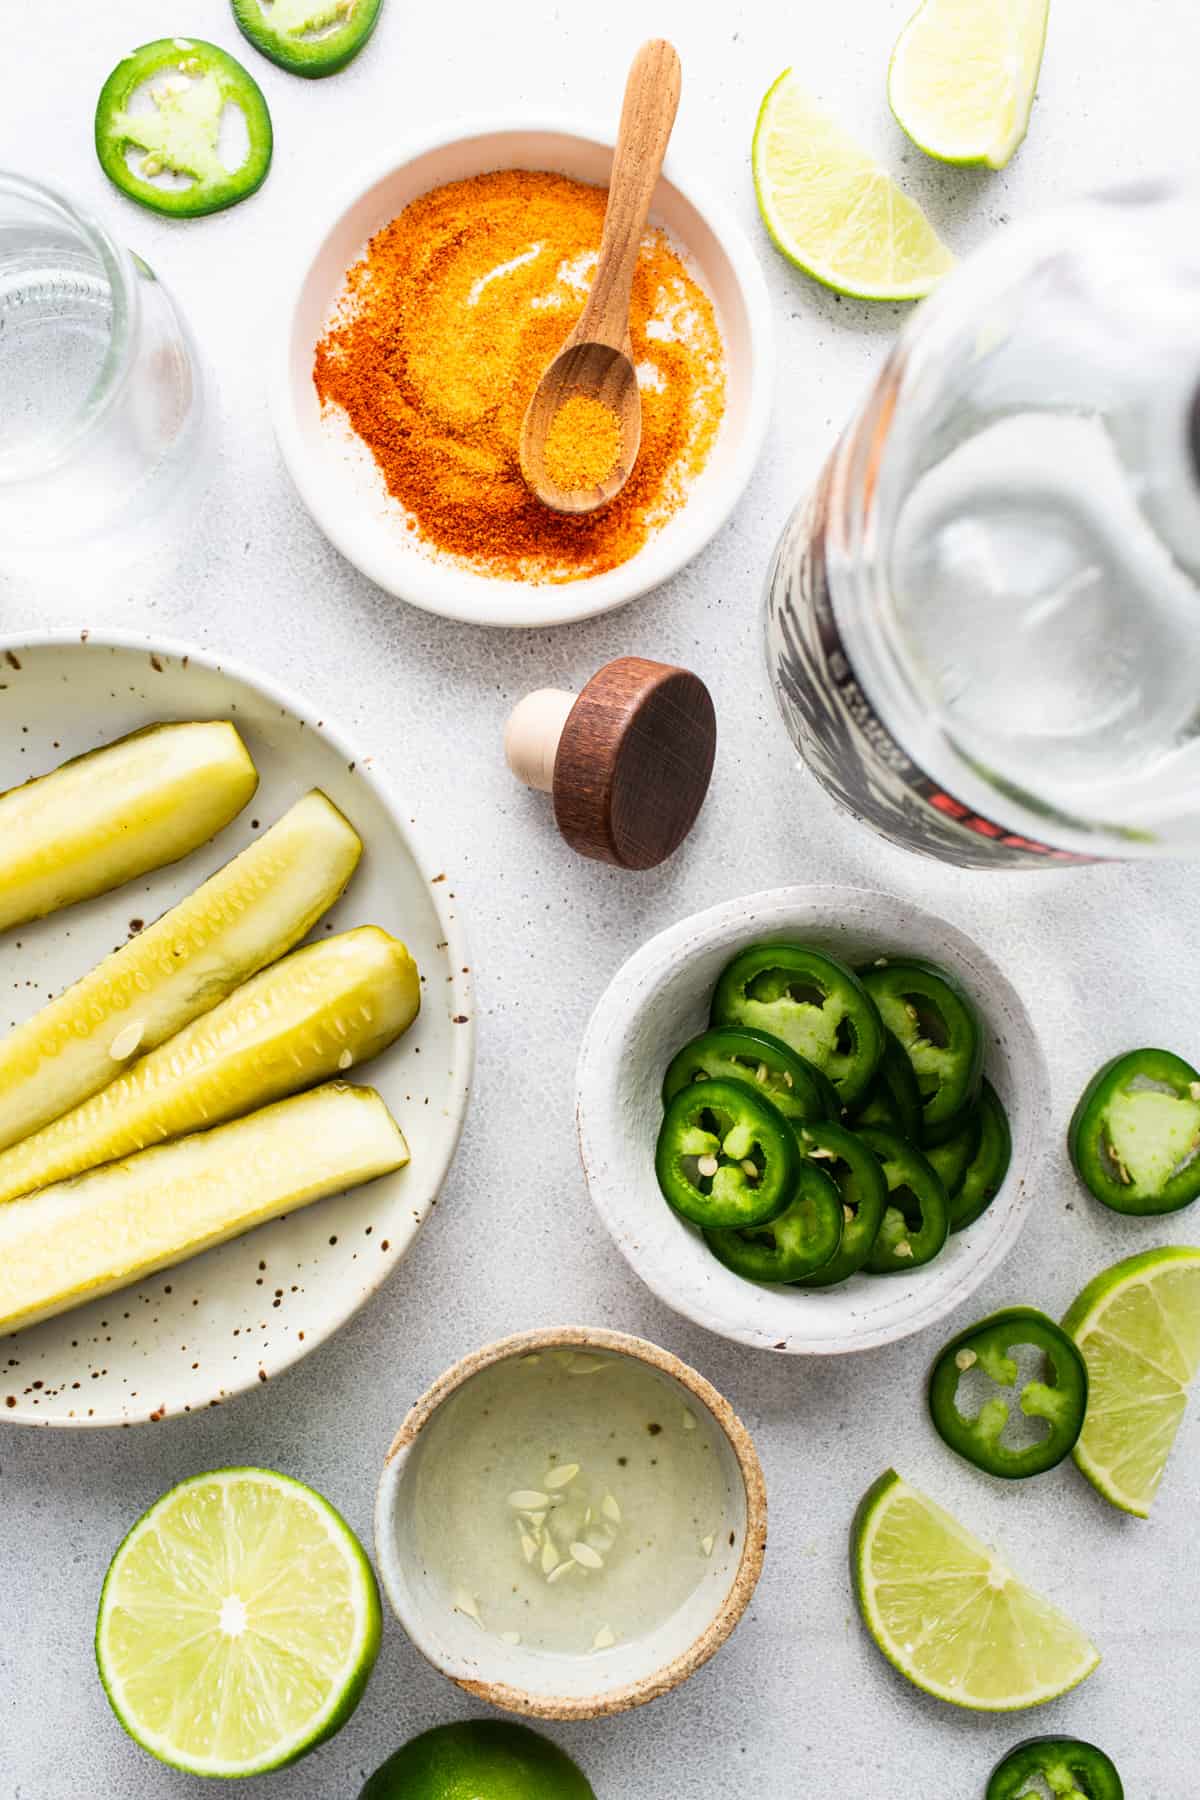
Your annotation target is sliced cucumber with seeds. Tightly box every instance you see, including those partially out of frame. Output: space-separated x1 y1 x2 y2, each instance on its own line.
0 1083 407 1336
95 39 272 217
0 926 417 1206
0 791 361 1155
232 0 384 77
0 721 257 933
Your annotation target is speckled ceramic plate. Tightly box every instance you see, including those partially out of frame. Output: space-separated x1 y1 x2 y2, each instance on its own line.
0 631 474 1427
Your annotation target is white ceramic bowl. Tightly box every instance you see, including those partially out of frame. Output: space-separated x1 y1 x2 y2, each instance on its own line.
0 631 474 1426
576 887 1047 1356
271 117 774 628
374 1326 766 1719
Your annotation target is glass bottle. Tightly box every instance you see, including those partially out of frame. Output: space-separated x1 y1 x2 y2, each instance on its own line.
765 183 1200 867
0 172 207 571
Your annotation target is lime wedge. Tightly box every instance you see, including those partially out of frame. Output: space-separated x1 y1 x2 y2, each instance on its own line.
96 1468 381 1777
1063 1246 1200 1517
888 0 1050 169
852 1470 1100 1709
752 71 954 301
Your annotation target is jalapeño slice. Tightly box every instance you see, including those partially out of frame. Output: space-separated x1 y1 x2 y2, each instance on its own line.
711 942 884 1107
1069 1047 1200 1215
987 1737 1123 1800
705 1161 843 1284
95 39 272 217
849 1029 924 1142
231 0 384 78
655 1079 797 1230
951 1079 1012 1231
791 1121 887 1288
929 1307 1088 1479
855 1125 949 1273
924 1105 983 1197
662 1026 835 1127
858 956 983 1135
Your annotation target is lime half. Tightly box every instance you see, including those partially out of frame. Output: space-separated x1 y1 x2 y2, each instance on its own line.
361 1721 596 1800
1064 1245 1200 1517
888 0 1050 169
97 1467 381 1777
852 1470 1099 1710
752 71 954 301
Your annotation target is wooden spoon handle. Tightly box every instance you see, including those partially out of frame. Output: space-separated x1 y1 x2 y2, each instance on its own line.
579 39 681 349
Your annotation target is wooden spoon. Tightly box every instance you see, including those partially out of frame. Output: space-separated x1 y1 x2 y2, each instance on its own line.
519 39 682 514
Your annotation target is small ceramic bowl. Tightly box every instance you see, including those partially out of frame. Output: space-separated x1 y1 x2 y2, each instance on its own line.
374 1326 766 1719
575 887 1047 1356
271 118 774 628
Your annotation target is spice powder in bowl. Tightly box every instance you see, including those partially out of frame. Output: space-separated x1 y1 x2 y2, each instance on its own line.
543 393 623 494
312 170 726 584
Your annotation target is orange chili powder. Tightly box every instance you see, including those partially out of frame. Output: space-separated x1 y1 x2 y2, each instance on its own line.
312 170 726 584
542 392 622 493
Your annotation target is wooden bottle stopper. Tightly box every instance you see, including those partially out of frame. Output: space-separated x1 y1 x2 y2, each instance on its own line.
504 656 716 869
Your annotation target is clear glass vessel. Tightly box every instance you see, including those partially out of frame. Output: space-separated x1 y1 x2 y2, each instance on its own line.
0 173 207 570
766 184 1200 867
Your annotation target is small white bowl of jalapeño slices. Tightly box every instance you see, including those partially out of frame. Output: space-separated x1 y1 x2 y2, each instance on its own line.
576 886 1047 1355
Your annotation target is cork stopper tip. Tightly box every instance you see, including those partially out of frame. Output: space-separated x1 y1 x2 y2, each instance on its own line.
504 689 577 793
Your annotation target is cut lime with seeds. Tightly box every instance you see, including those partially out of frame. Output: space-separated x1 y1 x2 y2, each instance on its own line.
96 1467 381 1777
888 0 1050 170
852 1469 1099 1709
1064 1245 1200 1518
752 70 954 301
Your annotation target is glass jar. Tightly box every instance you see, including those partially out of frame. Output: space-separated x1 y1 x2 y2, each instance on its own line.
0 172 208 570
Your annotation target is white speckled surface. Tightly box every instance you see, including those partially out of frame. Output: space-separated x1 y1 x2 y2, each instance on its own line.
1 4 1197 1796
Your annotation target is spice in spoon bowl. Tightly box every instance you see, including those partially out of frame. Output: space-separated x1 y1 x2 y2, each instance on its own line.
541 394 623 495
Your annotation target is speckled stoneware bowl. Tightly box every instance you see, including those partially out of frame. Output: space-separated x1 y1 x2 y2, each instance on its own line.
0 631 474 1426
576 886 1047 1355
272 118 774 628
374 1326 767 1719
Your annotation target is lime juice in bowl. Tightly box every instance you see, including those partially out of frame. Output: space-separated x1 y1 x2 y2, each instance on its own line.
764 184 1200 866
374 1328 767 1719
